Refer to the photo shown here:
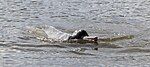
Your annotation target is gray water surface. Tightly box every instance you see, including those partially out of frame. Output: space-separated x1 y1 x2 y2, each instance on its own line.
0 0 150 67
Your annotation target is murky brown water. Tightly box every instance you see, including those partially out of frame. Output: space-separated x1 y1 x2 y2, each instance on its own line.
0 0 150 67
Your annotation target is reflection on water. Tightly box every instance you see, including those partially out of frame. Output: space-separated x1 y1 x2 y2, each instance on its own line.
0 0 150 66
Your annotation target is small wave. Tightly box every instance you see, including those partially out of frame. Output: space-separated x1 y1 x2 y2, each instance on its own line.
118 48 150 53
13 43 66 48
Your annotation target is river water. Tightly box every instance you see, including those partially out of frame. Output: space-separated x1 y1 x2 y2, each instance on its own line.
0 0 150 67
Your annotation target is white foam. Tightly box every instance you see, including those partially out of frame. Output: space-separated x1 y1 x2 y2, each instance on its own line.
26 26 71 41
